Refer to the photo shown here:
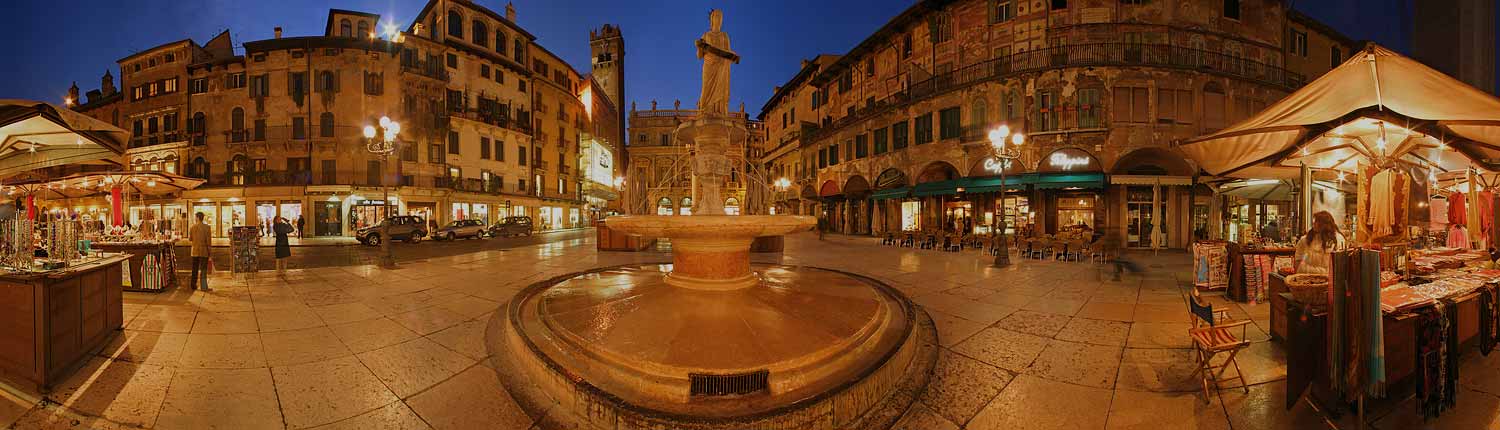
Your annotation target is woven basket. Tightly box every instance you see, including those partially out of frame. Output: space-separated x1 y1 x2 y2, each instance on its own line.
1286 273 1330 306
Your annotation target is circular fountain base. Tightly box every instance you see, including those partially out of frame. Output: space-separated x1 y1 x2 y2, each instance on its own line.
486 263 937 430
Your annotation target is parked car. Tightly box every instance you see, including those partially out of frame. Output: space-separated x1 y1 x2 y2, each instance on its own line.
435 219 487 240
487 216 533 237
356 215 427 245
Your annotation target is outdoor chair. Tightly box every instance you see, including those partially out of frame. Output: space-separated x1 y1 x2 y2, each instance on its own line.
1063 239 1086 261
899 232 915 247
944 234 963 252
1185 291 1251 403
1089 238 1108 262
882 232 896 246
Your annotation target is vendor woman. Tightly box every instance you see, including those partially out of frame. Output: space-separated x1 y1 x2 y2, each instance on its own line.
1293 211 1346 274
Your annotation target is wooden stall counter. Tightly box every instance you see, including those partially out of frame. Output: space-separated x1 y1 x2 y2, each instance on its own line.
0 255 129 392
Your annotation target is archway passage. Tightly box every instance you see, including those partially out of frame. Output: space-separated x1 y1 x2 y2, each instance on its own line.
1112 147 1195 176
818 180 841 197
916 161 960 184
843 175 871 198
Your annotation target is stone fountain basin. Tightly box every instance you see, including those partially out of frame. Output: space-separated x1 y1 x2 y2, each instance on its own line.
605 215 815 239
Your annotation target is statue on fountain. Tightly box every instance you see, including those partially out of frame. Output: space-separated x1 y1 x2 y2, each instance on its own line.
696 9 738 117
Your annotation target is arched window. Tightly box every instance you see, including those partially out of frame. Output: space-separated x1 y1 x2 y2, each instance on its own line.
339 19 352 37
318 71 336 92
513 39 525 62
472 20 488 47
969 97 988 129
679 197 693 216
495 32 507 54
229 154 248 185
447 10 463 37
163 155 178 174
725 197 740 216
656 197 673 216
357 20 370 39
189 157 209 180
191 111 206 145
319 112 335 137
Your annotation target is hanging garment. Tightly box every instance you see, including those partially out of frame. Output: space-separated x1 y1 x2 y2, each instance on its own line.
1448 225 1471 249
1368 170 1396 237
1448 191 1467 226
1416 303 1451 420
120 259 132 288
1482 191 1496 239
1482 285 1498 357
1361 249 1386 397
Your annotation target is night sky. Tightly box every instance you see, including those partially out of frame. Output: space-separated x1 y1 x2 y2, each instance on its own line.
0 0 1489 121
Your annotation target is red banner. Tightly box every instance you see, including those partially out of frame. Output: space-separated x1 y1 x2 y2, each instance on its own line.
111 186 123 226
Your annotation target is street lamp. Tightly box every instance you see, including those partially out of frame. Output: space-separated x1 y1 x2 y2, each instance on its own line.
364 116 400 269
773 178 792 215
987 124 1024 267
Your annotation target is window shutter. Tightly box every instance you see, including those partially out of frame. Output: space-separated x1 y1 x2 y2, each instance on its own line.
1112 88 1130 122
1132 88 1148 123
334 70 341 92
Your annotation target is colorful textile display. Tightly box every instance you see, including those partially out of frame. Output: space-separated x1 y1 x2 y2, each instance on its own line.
1369 170 1397 237
1328 248 1386 403
1482 285 1497 357
1415 302 1455 420
141 254 161 291
1447 224 1471 249
1193 241 1229 290
1242 254 1272 304
1483 191 1496 239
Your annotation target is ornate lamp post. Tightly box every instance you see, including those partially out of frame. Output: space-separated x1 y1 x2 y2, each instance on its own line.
987 125 1025 267
773 177 792 215
364 117 400 269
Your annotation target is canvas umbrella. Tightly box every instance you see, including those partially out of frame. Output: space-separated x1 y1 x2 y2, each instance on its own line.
1179 43 1500 178
0 100 127 178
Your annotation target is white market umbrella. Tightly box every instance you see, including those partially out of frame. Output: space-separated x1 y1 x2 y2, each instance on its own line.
1179 44 1500 178
0 100 127 177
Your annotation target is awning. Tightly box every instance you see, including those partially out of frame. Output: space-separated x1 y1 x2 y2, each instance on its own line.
0 100 128 178
871 187 910 200
912 179 965 197
1032 172 1107 190
1110 175 1193 186
964 175 1033 193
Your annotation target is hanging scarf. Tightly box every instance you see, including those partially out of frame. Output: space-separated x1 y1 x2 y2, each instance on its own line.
1482 285 1498 356
1416 302 1450 420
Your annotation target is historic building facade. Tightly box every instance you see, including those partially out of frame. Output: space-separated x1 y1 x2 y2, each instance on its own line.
70 1 624 237
758 0 1357 249
625 104 762 216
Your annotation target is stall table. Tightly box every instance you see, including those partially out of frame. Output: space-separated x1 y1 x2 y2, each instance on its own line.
93 241 176 292
0 255 129 392
1283 287 1490 414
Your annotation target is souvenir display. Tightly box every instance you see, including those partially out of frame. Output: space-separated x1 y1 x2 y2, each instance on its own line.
231 225 259 273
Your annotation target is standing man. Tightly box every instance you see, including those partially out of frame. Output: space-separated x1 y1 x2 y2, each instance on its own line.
295 215 305 238
189 212 212 291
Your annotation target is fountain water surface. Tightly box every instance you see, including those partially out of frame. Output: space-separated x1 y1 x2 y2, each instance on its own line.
487 10 936 430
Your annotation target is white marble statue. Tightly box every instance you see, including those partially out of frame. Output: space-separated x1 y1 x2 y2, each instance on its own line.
696 9 738 117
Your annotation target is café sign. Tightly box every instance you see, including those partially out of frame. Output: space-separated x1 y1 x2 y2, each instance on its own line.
1041 148 1100 172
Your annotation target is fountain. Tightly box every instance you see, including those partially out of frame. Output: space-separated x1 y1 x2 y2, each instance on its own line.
487 10 936 429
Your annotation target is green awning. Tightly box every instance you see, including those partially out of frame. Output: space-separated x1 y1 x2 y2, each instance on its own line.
871 187 910 200
964 176 1033 193
1031 172 1106 189
912 179 966 197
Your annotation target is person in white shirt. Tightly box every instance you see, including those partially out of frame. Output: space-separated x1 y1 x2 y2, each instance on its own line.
1293 211 1346 274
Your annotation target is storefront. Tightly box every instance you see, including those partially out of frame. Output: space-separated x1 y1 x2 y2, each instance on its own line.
841 176 872 234
1033 148 1106 236
965 154 1031 236
1108 147 1197 249
314 199 343 236
910 161 964 233
870 169 911 235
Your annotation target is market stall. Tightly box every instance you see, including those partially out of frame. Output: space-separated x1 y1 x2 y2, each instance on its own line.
49 171 203 291
0 100 133 391
1178 44 1500 423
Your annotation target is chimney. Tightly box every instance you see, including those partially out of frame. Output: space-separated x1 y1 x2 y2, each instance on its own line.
274 27 282 39
505 2 516 22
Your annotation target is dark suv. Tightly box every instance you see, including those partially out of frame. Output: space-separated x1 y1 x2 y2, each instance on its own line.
487 216 533 237
356 215 427 245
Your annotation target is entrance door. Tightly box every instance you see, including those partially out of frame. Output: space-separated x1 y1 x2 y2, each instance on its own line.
315 201 343 236
1127 202 1154 248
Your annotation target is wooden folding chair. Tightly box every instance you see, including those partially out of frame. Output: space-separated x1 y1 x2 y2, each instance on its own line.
1185 292 1251 403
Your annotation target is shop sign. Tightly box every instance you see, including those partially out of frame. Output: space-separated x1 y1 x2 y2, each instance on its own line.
983 158 1015 174
1041 148 1100 172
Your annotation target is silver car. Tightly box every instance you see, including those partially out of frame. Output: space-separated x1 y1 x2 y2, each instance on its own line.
434 219 487 241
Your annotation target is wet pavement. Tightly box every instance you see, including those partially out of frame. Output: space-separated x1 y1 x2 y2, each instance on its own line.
1 232 1497 429
176 229 593 271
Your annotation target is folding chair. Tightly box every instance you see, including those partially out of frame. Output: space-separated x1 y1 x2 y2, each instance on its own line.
1186 292 1251 403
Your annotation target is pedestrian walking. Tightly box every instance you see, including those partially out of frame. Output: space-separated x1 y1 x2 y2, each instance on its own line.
189 212 212 291
817 216 828 241
273 216 294 275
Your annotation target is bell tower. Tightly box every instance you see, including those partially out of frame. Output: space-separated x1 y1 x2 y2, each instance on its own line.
589 24 625 123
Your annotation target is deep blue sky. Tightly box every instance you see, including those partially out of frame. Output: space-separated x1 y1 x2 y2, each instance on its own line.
0 0 1486 120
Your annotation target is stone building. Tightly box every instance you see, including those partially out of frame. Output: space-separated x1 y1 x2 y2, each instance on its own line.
757 0 1358 249
69 1 623 237
625 103 762 216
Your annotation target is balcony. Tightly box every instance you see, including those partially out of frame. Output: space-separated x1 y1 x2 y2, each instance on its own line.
128 130 188 149
450 108 530 135
805 42 1306 143
532 159 548 171
558 164 570 175
399 62 449 82
434 176 508 195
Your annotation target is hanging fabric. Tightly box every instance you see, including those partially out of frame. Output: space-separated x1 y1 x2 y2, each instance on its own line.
120 258 132 288
1416 302 1451 420
1448 191 1468 226
1368 170 1396 238
1481 284 1497 356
